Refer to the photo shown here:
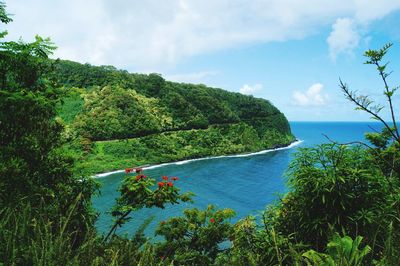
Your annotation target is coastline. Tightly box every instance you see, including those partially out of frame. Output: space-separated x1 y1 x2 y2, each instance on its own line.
94 139 303 178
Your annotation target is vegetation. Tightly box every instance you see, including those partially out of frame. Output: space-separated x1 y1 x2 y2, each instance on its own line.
303 234 371 266
1 2 400 265
72 123 293 174
105 168 193 241
54 59 294 175
0 3 97 264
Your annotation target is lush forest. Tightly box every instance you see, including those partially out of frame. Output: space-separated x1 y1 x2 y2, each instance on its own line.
53 59 294 174
1 2 400 265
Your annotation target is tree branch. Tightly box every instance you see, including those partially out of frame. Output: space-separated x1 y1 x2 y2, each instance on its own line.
375 60 399 139
104 209 132 242
340 79 400 145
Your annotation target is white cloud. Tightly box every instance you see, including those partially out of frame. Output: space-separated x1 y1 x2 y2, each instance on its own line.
354 0 400 22
164 70 219 84
326 0 400 60
327 18 360 60
4 1 400 70
240 84 263 95
292 83 328 106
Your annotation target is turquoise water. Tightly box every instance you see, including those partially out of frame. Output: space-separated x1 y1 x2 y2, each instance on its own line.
93 121 384 236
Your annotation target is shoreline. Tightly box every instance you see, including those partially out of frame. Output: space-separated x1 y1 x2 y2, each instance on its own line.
94 139 303 178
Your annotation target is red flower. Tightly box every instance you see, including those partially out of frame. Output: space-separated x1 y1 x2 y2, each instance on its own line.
136 174 146 180
171 177 179 181
162 176 168 180
158 182 165 187
210 218 215 223
160 221 166 225
135 168 142 173
125 168 135 174
167 181 173 187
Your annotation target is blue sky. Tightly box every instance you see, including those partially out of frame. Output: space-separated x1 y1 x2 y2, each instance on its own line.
5 1 400 121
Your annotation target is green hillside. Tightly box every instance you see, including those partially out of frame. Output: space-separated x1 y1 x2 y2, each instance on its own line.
55 60 295 174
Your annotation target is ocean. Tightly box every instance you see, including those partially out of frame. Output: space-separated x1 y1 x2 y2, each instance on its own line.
92 121 385 236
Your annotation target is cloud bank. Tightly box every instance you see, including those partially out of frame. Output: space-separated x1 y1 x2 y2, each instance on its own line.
5 0 400 70
326 1 400 60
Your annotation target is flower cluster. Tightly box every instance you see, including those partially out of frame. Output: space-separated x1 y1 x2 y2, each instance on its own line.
125 167 143 174
136 174 147 181
157 181 174 187
125 168 134 174
157 176 180 188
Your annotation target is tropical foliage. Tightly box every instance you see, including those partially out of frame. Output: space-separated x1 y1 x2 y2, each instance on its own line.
2 1 400 265
0 3 97 264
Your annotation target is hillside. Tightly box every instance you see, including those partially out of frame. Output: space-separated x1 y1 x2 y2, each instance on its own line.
55 60 295 174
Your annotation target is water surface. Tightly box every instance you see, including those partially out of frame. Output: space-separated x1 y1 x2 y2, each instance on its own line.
93 121 384 236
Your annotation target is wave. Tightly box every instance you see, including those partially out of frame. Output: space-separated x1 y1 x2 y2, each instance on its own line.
95 169 125 178
94 140 303 178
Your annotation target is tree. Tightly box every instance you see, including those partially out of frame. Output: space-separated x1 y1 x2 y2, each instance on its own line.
105 169 193 241
155 205 235 265
0 1 96 243
0 2 11 25
340 44 399 142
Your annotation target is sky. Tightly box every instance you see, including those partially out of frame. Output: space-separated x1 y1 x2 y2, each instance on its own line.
4 0 400 121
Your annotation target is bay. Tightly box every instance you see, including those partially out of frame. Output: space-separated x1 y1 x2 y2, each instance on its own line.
93 121 385 237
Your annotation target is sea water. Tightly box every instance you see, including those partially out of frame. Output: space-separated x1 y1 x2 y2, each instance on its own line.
93 121 385 237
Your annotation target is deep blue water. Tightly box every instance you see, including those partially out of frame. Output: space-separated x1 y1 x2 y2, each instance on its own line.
92 121 385 236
